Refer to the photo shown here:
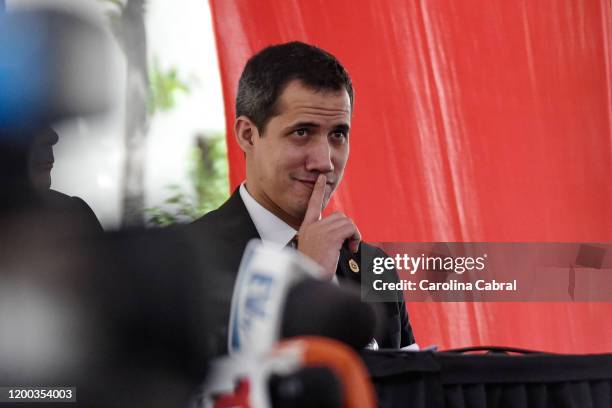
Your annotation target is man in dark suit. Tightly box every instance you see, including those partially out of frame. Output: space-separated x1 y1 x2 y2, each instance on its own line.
29 126 103 234
192 41 414 355
1 126 102 235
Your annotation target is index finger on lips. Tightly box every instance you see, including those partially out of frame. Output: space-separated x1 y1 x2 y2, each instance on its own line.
302 174 326 226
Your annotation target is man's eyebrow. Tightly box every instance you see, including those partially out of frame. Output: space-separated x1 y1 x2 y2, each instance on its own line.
284 122 351 132
285 121 320 130
333 123 350 133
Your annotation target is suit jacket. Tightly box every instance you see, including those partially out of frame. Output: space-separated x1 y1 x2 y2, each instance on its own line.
42 189 104 235
190 190 415 356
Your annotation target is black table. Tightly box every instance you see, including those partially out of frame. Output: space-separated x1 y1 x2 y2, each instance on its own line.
361 348 612 408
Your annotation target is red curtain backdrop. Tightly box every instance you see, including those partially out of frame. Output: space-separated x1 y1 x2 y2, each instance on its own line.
209 0 612 353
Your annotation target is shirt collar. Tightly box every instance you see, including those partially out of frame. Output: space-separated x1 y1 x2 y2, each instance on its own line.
239 183 297 248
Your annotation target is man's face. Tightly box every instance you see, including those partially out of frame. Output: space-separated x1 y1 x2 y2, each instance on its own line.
244 80 351 226
28 128 59 191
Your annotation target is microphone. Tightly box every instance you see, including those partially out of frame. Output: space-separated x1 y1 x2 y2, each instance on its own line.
228 240 376 354
276 337 377 408
197 337 376 408
281 279 376 350
268 366 342 408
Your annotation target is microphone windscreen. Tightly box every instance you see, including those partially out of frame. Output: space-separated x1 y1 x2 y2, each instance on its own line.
281 279 376 350
268 366 342 408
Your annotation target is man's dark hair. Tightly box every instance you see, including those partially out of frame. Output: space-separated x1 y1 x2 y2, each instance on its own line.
235 41 353 132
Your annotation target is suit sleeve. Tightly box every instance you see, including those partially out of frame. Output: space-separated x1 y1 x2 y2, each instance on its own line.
397 284 415 347
71 196 104 234
374 246 416 347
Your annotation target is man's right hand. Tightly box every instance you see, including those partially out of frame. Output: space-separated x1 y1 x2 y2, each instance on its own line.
296 174 361 280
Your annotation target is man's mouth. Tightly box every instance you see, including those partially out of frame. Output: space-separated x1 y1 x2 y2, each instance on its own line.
294 178 334 188
298 179 316 187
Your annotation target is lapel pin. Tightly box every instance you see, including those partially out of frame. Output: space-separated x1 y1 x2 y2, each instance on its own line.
349 258 360 273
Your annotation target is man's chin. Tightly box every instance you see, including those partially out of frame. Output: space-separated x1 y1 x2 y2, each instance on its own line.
290 206 308 222
30 173 51 192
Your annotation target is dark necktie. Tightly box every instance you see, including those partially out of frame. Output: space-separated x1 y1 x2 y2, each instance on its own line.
287 235 298 249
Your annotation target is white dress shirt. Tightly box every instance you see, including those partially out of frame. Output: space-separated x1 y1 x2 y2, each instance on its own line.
239 183 297 248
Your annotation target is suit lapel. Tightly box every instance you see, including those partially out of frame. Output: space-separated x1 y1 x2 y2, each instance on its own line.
337 245 362 286
211 189 261 266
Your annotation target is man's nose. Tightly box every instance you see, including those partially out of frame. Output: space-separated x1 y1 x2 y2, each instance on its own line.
44 128 59 146
36 128 59 146
305 136 334 174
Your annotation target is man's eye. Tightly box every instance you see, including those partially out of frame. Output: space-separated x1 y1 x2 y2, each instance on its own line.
294 128 308 137
331 131 347 141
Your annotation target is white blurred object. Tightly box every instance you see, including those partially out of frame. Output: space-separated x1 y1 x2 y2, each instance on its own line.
0 277 86 382
198 346 301 408
228 240 324 355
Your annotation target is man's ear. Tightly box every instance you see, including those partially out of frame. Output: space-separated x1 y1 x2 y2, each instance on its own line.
235 116 260 153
